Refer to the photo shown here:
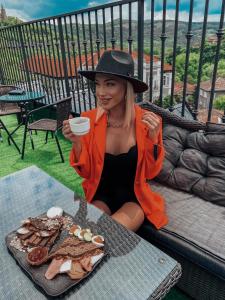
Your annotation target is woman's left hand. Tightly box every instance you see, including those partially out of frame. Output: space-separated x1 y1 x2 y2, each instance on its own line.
142 111 160 144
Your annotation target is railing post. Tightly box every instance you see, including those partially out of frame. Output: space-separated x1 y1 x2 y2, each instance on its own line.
159 0 167 107
207 0 225 122
58 17 70 97
194 0 209 120
149 0 154 103
170 0 180 111
137 0 144 102
18 25 32 91
0 61 4 84
0 31 5 84
182 0 194 117
222 112 225 123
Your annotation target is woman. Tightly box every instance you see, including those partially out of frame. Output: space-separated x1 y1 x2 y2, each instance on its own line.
63 50 168 231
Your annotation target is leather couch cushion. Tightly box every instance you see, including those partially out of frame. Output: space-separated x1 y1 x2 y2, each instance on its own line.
156 124 225 206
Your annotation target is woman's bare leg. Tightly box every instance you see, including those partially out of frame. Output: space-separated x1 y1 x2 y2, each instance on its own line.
92 200 112 215
112 202 145 232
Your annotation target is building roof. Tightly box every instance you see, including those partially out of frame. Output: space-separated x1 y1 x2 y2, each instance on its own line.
23 49 170 78
198 108 223 123
207 35 218 44
200 77 225 92
174 82 196 95
23 55 78 78
163 63 172 73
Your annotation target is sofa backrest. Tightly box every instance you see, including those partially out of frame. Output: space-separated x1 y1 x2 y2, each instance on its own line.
140 102 225 206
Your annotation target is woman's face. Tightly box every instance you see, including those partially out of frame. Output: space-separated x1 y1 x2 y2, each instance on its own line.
95 74 127 111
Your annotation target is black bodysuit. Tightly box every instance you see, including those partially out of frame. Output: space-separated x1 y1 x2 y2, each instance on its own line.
93 144 138 213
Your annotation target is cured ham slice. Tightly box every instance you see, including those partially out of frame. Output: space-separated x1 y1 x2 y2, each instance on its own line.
80 256 92 272
45 258 65 280
68 262 86 280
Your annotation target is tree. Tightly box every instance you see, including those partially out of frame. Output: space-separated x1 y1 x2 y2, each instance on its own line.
155 95 176 109
0 16 23 27
213 95 225 111
175 52 200 84
144 47 160 55
217 60 225 78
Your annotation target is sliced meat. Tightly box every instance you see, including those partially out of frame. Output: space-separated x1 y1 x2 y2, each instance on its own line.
68 262 86 280
29 218 47 230
39 237 51 247
45 258 65 280
46 231 59 247
19 231 33 240
26 224 38 232
32 237 42 246
80 256 92 272
24 233 37 246
37 230 56 237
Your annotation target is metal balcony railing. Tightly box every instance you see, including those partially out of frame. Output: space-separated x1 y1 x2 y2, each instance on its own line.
0 0 225 122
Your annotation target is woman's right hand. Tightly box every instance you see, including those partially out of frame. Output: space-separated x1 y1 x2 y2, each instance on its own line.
62 117 81 144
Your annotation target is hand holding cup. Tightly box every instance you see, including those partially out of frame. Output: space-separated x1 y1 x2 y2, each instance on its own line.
63 116 90 144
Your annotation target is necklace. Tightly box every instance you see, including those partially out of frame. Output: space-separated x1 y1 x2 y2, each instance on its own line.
107 113 123 128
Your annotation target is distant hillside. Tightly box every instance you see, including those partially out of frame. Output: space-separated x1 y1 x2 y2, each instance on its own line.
103 19 219 48
70 19 219 50
0 16 219 51
144 20 219 47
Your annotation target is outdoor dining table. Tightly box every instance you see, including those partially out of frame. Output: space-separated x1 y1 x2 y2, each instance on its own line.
0 166 181 299
0 91 45 151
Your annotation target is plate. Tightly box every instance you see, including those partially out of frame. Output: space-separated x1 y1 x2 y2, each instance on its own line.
5 212 107 297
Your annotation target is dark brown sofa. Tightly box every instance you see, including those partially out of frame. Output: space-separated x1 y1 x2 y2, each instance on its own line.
138 102 225 300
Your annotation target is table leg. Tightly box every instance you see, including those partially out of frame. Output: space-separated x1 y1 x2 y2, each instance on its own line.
0 120 21 153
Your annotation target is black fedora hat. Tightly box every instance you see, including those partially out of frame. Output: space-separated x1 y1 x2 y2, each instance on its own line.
78 50 148 93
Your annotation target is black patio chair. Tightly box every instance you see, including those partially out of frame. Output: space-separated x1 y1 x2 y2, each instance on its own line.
21 96 72 162
0 85 22 153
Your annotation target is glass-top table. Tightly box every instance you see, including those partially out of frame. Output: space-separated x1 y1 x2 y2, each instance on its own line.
0 91 45 103
0 166 181 299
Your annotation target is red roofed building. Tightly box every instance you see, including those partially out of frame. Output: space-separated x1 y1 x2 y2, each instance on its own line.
23 48 172 100
174 82 196 97
199 77 225 109
207 35 218 45
198 108 223 123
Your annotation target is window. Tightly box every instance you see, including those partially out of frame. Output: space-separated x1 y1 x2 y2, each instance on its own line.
163 75 169 86
146 74 149 85
166 76 169 86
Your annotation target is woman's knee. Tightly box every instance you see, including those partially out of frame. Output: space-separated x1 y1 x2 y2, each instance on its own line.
124 202 145 222
112 202 145 231
91 200 112 215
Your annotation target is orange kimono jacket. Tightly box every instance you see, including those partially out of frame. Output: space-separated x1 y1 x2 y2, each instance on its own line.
70 104 168 229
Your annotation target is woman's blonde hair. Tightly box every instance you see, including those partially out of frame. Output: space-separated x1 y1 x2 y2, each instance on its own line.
95 80 136 128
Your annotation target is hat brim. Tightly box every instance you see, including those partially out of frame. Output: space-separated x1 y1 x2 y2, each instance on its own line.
78 70 148 93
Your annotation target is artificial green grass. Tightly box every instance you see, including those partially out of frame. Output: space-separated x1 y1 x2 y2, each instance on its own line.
0 114 83 197
0 115 190 300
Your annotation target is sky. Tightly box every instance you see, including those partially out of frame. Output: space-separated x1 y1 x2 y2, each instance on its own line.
1 0 223 23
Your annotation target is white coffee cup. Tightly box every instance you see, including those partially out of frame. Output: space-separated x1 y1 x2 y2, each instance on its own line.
69 117 90 136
